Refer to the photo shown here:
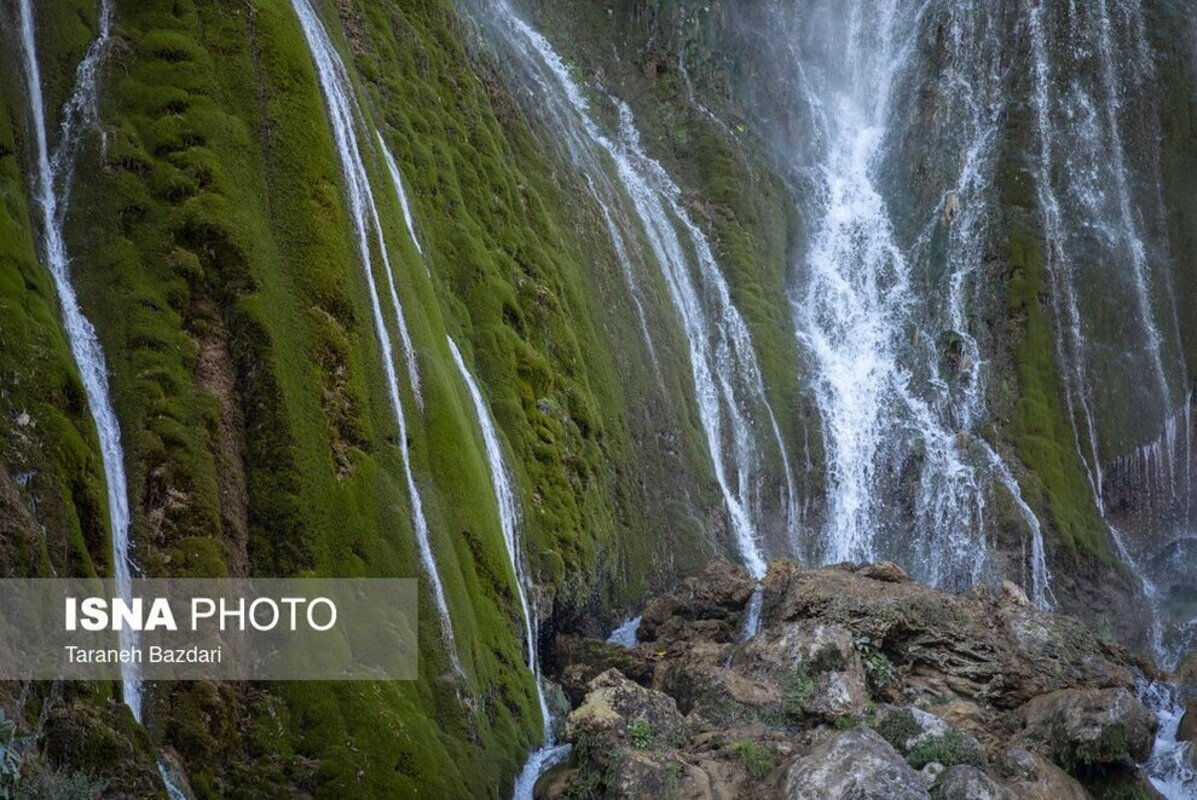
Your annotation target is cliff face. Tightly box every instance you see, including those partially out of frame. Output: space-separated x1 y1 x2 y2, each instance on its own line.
0 0 1194 797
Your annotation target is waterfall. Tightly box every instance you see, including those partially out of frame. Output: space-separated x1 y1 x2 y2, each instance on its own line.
290 0 462 674
1027 0 1197 659
377 133 424 256
463 0 799 582
1138 680 1197 800
763 0 1050 599
1026 0 1176 478
606 616 642 648
446 337 569 798
14 0 143 718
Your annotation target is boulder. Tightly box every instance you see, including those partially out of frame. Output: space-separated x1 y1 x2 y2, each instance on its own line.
996 747 1090 800
652 662 779 722
932 764 1014 800
565 669 683 757
640 561 754 643
607 751 713 800
734 621 868 720
873 705 986 771
859 561 910 583
784 726 930 800
555 635 654 705
1016 687 1156 770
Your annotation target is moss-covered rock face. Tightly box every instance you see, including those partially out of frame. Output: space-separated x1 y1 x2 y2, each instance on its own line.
0 0 1194 795
1 0 742 794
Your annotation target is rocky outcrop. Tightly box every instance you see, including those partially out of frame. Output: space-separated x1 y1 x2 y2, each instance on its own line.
785 726 928 799
538 560 1161 799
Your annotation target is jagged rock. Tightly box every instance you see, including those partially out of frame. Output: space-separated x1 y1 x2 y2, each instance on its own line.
999 580 1029 607
607 751 713 800
763 562 1135 707
873 705 986 770
784 726 930 800
555 635 655 704
996 747 1090 800
860 560 910 583
1015 686 1156 770
640 561 755 643
932 764 1014 799
565 669 684 757
734 621 868 720
652 661 779 721
551 561 1157 800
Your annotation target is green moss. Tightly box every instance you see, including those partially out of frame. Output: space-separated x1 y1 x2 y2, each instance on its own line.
1001 220 1108 559
730 739 777 779
905 729 984 771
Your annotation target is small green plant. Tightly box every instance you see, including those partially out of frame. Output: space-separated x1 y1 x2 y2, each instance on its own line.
730 740 777 779
854 635 897 692
783 668 815 719
1 710 24 796
907 730 984 770
627 718 656 750
833 715 858 731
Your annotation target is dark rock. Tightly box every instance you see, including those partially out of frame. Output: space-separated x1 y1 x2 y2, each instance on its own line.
1015 686 1156 770
784 725 930 799
555 635 654 704
640 561 754 643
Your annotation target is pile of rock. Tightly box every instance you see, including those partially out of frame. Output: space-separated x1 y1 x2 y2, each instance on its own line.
537 560 1163 799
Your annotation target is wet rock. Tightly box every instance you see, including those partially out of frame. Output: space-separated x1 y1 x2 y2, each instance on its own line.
1015 686 1156 770
555 635 654 704
784 725 930 800
944 191 961 224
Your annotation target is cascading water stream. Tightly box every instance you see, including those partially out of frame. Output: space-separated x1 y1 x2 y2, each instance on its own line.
377 133 424 257
14 0 144 718
463 0 798 596
290 0 462 674
776 0 1050 600
446 338 570 799
1138 680 1197 800
1026 0 1197 657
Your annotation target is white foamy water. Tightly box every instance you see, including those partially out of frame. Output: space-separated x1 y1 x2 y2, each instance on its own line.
377 133 424 256
448 336 569 800
15 0 144 717
1139 680 1197 799
606 616 642 648
767 0 1050 599
448 339 549 726
290 0 461 674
